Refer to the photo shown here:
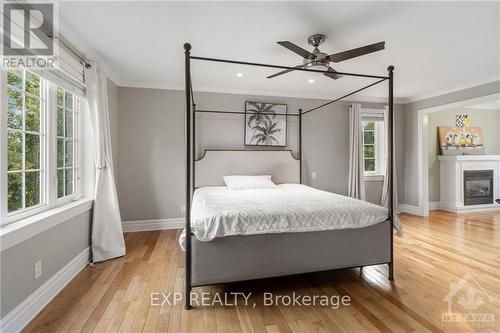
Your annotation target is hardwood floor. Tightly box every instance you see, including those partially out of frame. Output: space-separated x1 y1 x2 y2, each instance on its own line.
24 211 500 332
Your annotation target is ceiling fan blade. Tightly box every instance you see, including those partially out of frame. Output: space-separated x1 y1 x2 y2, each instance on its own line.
278 41 316 60
329 41 385 63
324 67 343 80
267 64 307 79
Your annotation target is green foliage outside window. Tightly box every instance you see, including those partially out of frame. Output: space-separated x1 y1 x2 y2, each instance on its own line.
57 87 76 198
362 121 376 173
6 70 41 213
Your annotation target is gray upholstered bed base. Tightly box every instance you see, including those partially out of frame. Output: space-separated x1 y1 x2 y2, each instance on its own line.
191 219 391 286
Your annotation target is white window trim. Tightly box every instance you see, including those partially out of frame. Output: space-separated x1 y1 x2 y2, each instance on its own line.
53 87 81 206
4 73 49 223
362 108 386 180
1 70 8 224
365 174 385 182
1 71 82 226
0 198 93 252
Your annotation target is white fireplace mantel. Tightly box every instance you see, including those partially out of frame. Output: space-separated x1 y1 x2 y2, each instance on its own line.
438 155 500 161
438 155 500 213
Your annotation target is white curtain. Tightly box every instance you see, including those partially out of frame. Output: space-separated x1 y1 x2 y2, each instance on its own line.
84 63 126 262
348 103 365 200
381 107 403 234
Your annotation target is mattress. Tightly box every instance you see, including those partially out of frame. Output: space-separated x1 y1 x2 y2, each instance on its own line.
179 184 390 250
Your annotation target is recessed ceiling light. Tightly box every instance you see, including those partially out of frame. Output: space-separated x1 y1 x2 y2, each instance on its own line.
236 73 243 77
308 79 315 83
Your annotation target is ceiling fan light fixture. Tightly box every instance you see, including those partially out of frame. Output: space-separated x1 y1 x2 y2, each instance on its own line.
268 35 385 80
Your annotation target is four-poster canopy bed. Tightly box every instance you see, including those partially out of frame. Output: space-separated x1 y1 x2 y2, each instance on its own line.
182 42 395 310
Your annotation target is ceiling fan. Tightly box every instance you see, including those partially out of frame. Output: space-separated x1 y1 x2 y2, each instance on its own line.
267 34 385 80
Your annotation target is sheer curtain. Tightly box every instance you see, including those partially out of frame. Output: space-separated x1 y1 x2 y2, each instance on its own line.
381 106 402 234
84 63 126 262
348 103 365 200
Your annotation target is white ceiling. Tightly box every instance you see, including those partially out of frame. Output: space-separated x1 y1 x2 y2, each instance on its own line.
59 1 500 102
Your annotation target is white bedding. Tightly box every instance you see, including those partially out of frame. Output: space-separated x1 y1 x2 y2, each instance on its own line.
179 184 393 250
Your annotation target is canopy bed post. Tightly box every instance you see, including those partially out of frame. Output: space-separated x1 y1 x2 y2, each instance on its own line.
388 65 395 281
299 108 302 184
192 102 196 193
184 42 193 309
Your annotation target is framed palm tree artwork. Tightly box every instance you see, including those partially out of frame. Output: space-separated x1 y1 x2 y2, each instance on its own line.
244 102 287 147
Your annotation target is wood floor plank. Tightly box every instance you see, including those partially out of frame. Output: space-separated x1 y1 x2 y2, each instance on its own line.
23 210 500 332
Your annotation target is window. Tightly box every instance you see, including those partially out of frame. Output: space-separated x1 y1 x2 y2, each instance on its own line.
362 121 376 173
7 70 44 213
362 120 385 176
2 69 81 224
56 88 78 199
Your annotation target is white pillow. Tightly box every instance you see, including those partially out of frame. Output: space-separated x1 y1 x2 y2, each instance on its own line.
223 175 276 190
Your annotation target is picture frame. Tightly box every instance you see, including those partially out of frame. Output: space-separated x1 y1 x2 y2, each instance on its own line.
244 102 287 147
438 126 485 155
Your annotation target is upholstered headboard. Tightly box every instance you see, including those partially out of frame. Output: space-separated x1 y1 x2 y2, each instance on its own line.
194 150 300 187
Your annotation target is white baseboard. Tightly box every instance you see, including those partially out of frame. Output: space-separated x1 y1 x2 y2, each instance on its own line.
429 202 441 210
0 247 90 333
398 204 423 216
122 218 184 232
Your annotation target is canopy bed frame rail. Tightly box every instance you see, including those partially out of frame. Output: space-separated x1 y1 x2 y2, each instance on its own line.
183 43 395 310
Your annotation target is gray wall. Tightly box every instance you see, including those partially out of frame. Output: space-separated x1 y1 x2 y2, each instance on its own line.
302 101 404 199
0 211 91 318
402 80 500 206
366 180 384 204
117 87 405 221
117 88 185 221
427 108 500 202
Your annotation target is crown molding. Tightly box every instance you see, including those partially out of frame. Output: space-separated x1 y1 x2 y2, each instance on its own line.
107 75 500 106
402 76 500 104
114 76 500 105
119 80 407 104
57 17 122 85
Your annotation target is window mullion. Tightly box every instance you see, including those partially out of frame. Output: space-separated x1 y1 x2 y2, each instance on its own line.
21 71 26 209
47 83 57 208
63 91 66 197
75 99 80 197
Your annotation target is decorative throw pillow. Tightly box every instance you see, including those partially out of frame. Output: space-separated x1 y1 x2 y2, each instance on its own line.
223 175 276 190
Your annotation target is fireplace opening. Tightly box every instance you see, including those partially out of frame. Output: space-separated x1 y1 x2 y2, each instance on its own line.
464 170 494 205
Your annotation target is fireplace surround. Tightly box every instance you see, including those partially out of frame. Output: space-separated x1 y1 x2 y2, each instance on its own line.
439 155 500 213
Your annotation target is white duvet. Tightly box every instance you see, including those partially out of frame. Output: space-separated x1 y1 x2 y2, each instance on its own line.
179 184 392 250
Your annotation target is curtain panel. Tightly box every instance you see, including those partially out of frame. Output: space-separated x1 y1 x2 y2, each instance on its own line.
348 103 365 200
84 64 126 262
